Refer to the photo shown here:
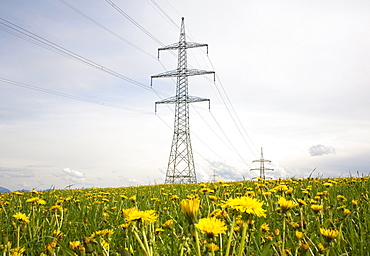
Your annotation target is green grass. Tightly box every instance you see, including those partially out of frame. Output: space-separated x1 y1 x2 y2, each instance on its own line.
0 176 369 255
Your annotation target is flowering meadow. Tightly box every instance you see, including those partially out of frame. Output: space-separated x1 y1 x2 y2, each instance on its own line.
1 176 369 255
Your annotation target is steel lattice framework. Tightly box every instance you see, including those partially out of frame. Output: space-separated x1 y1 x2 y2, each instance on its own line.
151 17 215 184
250 148 274 180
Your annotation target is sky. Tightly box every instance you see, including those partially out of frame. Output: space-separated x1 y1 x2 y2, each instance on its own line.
1 0 370 191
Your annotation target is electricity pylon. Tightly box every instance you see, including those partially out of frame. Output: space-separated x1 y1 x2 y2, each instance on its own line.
250 147 274 180
151 17 215 184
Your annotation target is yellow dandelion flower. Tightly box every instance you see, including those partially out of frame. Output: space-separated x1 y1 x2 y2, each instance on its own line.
195 217 227 237
300 243 309 251
94 229 114 236
208 195 218 201
336 195 347 201
50 205 63 212
265 235 274 241
221 196 266 217
351 199 358 206
297 199 307 206
343 208 351 216
181 197 200 224
171 195 180 200
12 212 30 223
295 230 304 240
9 247 25 256
123 207 158 225
37 199 47 205
318 243 326 252
311 204 323 213
101 240 109 250
260 223 270 232
162 219 174 228
209 209 228 219
120 223 130 229
129 195 136 202
26 197 40 203
206 243 220 252
278 197 298 211
320 228 340 241
323 182 333 187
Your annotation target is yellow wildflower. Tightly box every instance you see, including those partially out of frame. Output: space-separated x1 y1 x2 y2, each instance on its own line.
320 228 340 241
206 243 220 252
181 197 200 224
311 204 323 213
195 217 227 237
337 195 347 202
221 196 266 217
171 195 180 200
129 195 136 202
260 223 270 232
9 247 25 256
278 197 298 212
94 229 114 236
50 205 63 212
162 219 174 228
209 209 228 219
26 197 40 203
295 230 304 240
123 207 158 225
297 199 307 206
300 243 309 251
12 212 30 223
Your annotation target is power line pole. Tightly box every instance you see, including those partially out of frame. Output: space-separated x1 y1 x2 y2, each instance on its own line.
151 17 215 184
250 147 274 180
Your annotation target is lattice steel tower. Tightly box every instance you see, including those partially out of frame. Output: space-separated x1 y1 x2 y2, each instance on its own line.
151 17 215 184
250 147 274 180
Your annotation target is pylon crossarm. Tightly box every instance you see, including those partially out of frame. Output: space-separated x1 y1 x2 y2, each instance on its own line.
158 43 180 58
156 96 177 105
187 96 210 109
187 69 215 81
185 42 208 53
151 70 178 79
151 70 179 86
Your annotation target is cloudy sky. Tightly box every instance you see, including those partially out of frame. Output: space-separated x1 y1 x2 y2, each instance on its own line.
1 0 369 191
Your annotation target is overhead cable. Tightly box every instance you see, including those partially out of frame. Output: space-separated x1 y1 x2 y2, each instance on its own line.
105 0 165 46
59 0 157 60
0 17 167 97
0 77 153 114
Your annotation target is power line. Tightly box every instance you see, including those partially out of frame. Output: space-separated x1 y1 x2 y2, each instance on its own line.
58 0 157 60
145 0 180 30
209 111 250 166
0 17 167 97
105 0 165 47
0 77 153 114
209 60 259 157
58 0 178 101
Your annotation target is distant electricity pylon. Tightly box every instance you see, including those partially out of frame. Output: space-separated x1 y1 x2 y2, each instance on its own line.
250 147 274 180
151 17 215 184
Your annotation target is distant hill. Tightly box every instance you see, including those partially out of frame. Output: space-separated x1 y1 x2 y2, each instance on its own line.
0 187 11 193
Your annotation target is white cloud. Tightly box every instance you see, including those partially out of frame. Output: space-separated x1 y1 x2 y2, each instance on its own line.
309 145 336 156
62 168 84 178
59 168 86 185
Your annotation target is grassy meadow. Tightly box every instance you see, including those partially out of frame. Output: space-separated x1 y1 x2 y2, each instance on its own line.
0 176 369 255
